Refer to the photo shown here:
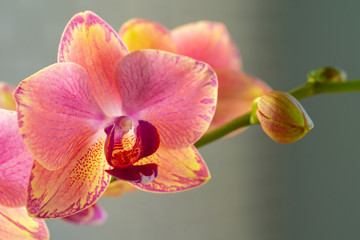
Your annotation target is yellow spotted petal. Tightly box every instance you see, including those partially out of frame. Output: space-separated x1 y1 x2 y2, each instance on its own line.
26 137 111 218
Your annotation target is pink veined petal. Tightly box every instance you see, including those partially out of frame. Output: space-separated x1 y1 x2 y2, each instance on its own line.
102 180 138 198
58 11 129 116
132 145 210 192
114 50 218 148
26 136 111 219
172 21 242 72
119 18 177 53
208 68 271 132
0 109 33 208
14 63 106 170
0 206 49 240
0 82 16 110
62 203 107 226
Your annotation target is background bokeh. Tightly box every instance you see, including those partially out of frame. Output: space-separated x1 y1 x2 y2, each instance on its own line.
1 0 360 239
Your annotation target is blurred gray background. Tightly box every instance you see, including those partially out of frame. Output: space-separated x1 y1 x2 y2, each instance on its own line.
1 0 360 239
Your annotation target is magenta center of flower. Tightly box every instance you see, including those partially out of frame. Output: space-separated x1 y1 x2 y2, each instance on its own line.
104 116 160 184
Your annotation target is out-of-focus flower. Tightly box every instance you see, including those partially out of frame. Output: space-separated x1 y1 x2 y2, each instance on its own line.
62 204 107 225
255 91 314 143
119 19 271 132
0 82 16 110
14 11 217 219
102 180 138 198
0 108 49 240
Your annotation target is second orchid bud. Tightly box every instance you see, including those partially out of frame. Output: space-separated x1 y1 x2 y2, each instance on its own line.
252 91 314 143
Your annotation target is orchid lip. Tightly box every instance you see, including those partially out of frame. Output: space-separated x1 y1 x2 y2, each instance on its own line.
104 116 160 184
106 163 158 184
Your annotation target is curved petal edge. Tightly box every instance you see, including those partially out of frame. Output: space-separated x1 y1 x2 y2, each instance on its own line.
132 146 210 192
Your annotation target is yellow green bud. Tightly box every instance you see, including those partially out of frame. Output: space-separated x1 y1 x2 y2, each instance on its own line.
308 67 346 83
256 91 314 143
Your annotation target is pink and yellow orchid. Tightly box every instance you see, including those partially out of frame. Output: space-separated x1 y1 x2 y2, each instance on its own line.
0 108 49 240
14 11 217 219
119 19 271 132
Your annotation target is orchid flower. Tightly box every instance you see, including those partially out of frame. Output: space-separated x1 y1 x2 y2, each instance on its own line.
119 19 271 132
62 204 107 226
0 83 108 226
0 108 49 239
14 11 217 219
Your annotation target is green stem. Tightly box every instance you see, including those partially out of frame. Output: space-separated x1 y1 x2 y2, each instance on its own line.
195 79 360 148
290 80 360 100
288 83 315 100
194 113 251 148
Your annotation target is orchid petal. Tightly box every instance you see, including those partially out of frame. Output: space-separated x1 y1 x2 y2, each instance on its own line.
132 145 210 192
102 180 138 198
0 82 16 110
172 21 241 71
208 68 271 132
58 11 128 115
62 204 107 226
26 137 110 218
0 109 33 208
119 18 177 52
14 63 106 170
115 50 218 148
0 206 49 240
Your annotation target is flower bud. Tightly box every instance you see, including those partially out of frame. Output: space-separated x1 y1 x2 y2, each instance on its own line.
308 67 346 83
255 91 314 143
